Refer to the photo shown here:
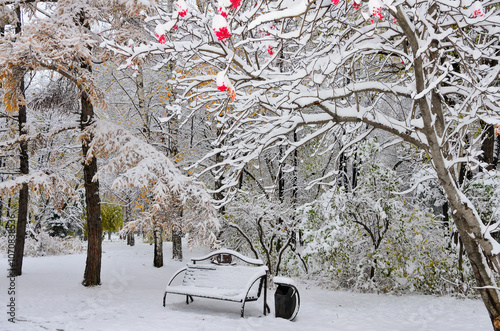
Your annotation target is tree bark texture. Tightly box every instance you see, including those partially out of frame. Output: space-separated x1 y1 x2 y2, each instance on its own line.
169 114 183 261
494 136 500 169
11 71 29 277
127 232 135 246
172 229 183 261
396 7 500 329
136 65 150 140
480 122 496 171
153 225 163 268
11 4 29 277
124 200 135 246
419 53 500 331
81 91 102 287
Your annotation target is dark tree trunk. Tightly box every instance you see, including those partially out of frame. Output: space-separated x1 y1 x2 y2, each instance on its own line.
291 131 298 204
7 198 12 219
352 152 359 190
153 225 163 267
172 230 182 261
290 131 299 248
214 150 225 215
81 91 102 287
124 200 135 246
171 196 183 261
442 201 449 229
480 122 495 171
493 135 500 170
10 6 29 277
127 232 135 246
168 115 183 261
0 195 3 225
11 75 29 277
278 146 285 203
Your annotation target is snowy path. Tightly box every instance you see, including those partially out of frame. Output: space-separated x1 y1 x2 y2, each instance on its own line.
1 240 491 330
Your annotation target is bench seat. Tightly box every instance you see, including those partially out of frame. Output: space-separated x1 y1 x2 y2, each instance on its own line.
163 250 270 317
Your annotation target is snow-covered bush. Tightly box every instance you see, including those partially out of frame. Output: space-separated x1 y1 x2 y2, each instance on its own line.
464 170 500 233
0 232 86 257
219 192 303 276
297 140 476 296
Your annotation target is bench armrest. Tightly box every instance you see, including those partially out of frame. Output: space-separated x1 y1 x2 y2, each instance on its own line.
167 266 188 287
243 266 268 293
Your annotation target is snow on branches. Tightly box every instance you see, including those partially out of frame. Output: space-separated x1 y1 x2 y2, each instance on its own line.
80 120 220 247
0 170 77 211
216 71 236 100
155 24 167 44
97 0 500 325
175 0 189 17
212 15 231 42
471 1 484 17
368 0 384 21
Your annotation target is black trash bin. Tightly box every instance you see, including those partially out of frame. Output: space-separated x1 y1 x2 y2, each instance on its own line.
274 276 300 321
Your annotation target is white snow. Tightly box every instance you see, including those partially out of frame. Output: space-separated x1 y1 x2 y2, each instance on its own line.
191 249 264 265
166 263 266 301
1 240 491 330
273 276 297 287
212 15 229 31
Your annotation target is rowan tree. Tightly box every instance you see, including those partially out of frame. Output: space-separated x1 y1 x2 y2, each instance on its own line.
103 0 500 327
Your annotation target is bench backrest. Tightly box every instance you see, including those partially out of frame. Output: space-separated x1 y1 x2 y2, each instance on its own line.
182 264 266 297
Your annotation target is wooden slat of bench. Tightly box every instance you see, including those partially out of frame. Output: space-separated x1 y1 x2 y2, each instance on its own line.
166 285 245 302
163 253 270 318
182 264 263 287
166 264 266 301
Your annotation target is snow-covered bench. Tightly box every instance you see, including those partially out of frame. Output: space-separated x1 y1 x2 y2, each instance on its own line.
163 249 270 317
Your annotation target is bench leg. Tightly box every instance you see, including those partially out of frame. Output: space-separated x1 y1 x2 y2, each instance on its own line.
163 292 167 307
241 300 246 318
263 276 269 315
186 295 194 304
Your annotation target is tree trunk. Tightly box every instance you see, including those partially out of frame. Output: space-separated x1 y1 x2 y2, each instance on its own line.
425 79 500 331
169 114 183 261
454 212 500 329
170 195 183 261
421 74 500 331
172 229 183 261
153 225 163 268
494 135 500 169
480 122 495 171
214 150 225 215
127 232 135 246
136 65 150 140
11 72 28 277
397 9 500 327
124 199 135 246
278 146 285 203
81 91 102 287
10 6 29 277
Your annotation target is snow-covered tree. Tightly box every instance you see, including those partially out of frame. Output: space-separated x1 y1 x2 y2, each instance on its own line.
85 120 220 261
0 0 154 285
300 138 472 294
103 0 500 327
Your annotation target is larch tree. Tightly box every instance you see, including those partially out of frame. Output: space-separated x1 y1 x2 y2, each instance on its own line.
103 0 500 328
0 0 152 286
85 120 220 257
6 2 29 277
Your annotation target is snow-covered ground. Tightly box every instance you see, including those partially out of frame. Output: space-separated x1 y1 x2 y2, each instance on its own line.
1 240 491 330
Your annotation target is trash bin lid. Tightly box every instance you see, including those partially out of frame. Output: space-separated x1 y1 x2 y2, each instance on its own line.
274 276 297 287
